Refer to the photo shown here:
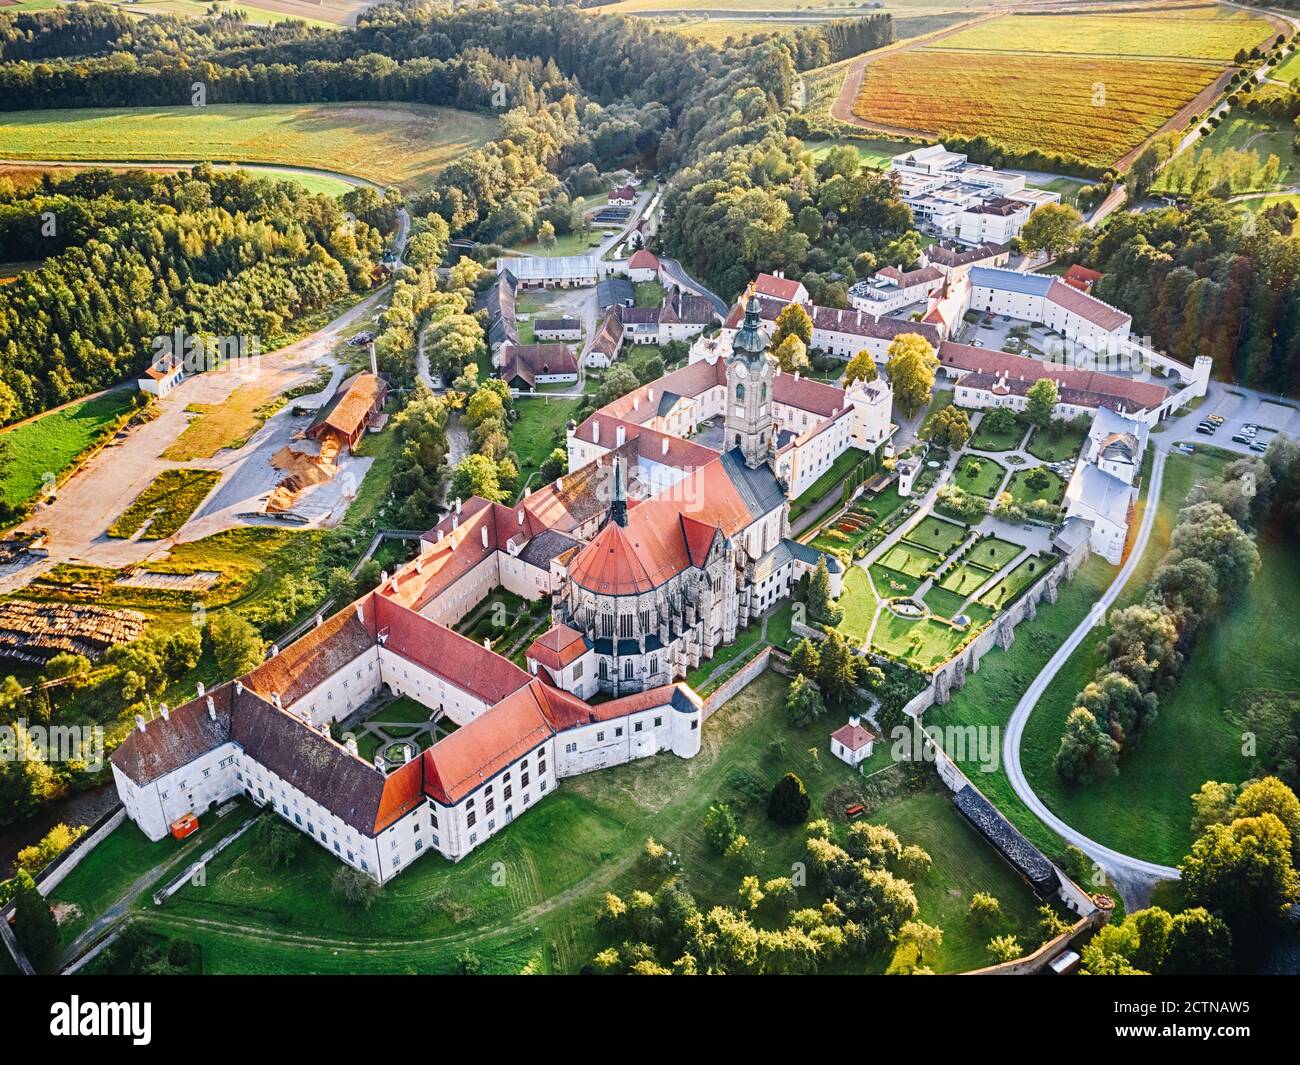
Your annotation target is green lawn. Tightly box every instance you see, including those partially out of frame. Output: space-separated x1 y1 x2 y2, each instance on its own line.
802 136 917 171
969 415 1025 452
837 565 877 644
1017 449 1247 866
0 389 139 512
871 613 972 672
938 560 994 598
953 454 1006 499
922 584 969 621
903 514 969 557
870 562 922 599
1007 465 1065 506
978 555 1052 611
876 541 943 579
510 394 581 495
789 447 867 521
634 280 666 307
1026 421 1088 464
510 229 606 258
76 672 1046 974
966 536 1024 571
925 554 1116 861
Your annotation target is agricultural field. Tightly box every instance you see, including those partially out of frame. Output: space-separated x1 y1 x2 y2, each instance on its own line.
0 104 499 193
97 0 370 28
934 7 1275 61
52 672 1050 975
850 4 1272 170
107 469 222 540
854 50 1221 170
0 390 139 514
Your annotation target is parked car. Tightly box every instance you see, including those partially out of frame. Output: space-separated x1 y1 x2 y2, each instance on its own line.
1250 440 1269 453
1232 434 1251 444
1206 414 1225 425
1196 422 1216 434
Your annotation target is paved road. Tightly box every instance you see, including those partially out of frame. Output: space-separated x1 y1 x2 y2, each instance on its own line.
1000 447 1178 905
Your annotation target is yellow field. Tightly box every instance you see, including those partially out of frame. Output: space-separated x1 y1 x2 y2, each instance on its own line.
0 103 499 192
933 5 1275 61
656 16 822 44
854 50 1220 169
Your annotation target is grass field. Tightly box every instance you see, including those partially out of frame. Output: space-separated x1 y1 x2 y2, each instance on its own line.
953 454 1005 498
903 514 968 556
60 671 1048 974
938 560 994 598
978 554 1052 611
934 7 1273 61
877 541 943 579
510 394 582 495
657 16 823 45
803 136 916 171
107 468 222 540
0 390 138 512
1016 450 1298 867
0 104 499 193
854 50 1221 170
969 414 1025 452
1026 421 1088 464
872 612 971 670
1007 465 1065 506
789 446 866 521
1163 109 1300 194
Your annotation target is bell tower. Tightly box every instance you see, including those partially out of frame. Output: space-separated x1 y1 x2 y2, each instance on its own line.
725 295 775 470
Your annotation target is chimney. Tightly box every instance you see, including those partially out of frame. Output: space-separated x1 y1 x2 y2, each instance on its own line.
592 420 600 445
633 396 639 413
374 752 385 771
272 692 282 710
794 371 801 381
455 497 462 515
517 509 524 526
616 425 626 447
368 341 378 377
480 525 488 548
451 515 459 531
206 696 216 721
648 387 655 402
436 528 445 543
556 476 563 492
196 681 205 698
135 714 147 732
355 600 364 621
235 680 244 696
159 703 169 722
483 637 492 650
849 714 860 728
269 644 279 657
662 437 670 456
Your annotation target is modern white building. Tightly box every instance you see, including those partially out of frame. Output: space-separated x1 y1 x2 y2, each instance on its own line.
889 144 1061 246
136 353 184 397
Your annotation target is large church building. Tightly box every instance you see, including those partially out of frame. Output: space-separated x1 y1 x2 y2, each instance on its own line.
110 289 891 882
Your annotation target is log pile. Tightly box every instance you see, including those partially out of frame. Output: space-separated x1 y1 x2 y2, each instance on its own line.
0 599 147 664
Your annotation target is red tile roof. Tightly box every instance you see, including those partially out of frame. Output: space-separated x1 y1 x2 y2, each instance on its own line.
245 598 377 707
628 249 659 271
1045 278 1130 331
939 342 1169 413
831 721 876 751
773 371 846 419
373 596 532 706
526 623 590 671
422 681 553 803
1062 264 1103 292
753 272 804 303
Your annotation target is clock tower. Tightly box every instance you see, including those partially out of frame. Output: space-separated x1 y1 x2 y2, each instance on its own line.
725 295 776 470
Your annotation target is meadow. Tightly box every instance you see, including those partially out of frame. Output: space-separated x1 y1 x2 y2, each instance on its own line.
0 390 139 513
0 104 499 192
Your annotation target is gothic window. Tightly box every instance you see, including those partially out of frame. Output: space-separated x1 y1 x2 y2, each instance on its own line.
649 654 658 675
600 612 613 638
599 658 609 680
620 614 633 639
623 660 634 680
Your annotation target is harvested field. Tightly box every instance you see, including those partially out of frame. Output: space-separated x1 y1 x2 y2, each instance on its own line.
853 50 1221 170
